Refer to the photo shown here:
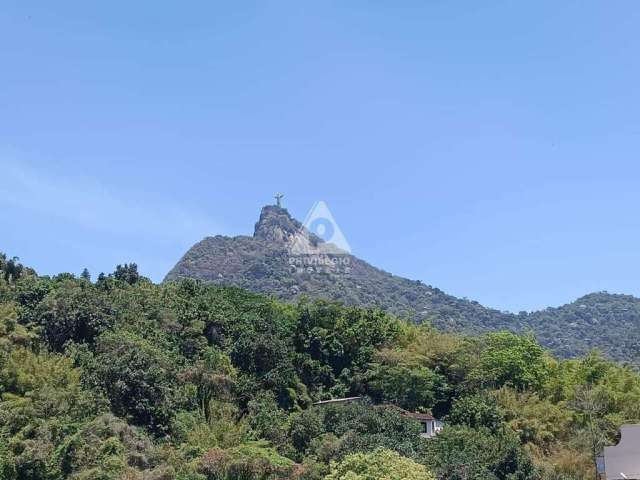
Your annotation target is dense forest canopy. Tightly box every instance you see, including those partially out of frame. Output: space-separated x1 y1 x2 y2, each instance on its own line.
1 253 640 479
167 206 640 366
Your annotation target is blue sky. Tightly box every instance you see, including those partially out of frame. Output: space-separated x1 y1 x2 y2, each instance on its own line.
2 1 640 312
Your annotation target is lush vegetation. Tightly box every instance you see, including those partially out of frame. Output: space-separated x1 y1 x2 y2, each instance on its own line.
522 292 640 363
167 206 640 365
2 253 640 479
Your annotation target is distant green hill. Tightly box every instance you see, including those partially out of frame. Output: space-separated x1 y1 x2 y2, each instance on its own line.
166 205 640 365
522 292 640 363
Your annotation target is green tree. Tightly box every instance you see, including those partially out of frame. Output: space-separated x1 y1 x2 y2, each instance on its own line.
570 386 616 479
471 332 551 391
231 332 303 408
52 414 154 479
423 426 538 480
113 263 140 285
289 403 423 463
198 441 298 480
246 390 289 447
180 347 237 421
446 393 503 433
293 302 401 390
80 268 91 282
495 388 572 454
365 361 448 412
86 331 180 435
0 436 16 480
0 346 100 480
0 347 97 434
1 256 23 284
325 449 435 480
34 281 114 351
0 302 36 351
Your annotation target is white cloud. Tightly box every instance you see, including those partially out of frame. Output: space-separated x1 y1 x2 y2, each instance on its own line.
0 157 225 246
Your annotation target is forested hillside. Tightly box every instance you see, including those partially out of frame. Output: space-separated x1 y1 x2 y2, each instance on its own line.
166 205 640 365
522 292 640 362
2 253 640 479
165 206 517 336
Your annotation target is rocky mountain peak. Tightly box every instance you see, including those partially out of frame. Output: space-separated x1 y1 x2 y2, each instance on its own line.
165 205 640 365
253 205 303 243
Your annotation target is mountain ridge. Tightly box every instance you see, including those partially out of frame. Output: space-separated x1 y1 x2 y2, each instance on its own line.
165 205 640 364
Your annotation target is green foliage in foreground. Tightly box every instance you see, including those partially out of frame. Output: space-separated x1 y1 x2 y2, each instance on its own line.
1 256 640 479
325 449 435 480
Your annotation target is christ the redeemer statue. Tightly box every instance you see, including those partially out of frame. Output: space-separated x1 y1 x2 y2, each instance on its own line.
275 193 284 208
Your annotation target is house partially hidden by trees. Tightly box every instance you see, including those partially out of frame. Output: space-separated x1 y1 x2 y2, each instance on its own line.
314 397 444 439
403 411 444 439
599 424 640 479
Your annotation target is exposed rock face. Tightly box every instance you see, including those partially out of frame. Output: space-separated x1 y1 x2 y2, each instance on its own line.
165 206 640 364
165 205 514 332
253 206 302 243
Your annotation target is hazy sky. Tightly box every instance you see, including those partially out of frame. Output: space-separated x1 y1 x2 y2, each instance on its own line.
2 1 640 312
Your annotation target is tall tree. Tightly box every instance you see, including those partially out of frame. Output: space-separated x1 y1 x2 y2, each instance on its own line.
2 256 23 283
113 263 140 285
80 268 91 282
571 386 613 480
